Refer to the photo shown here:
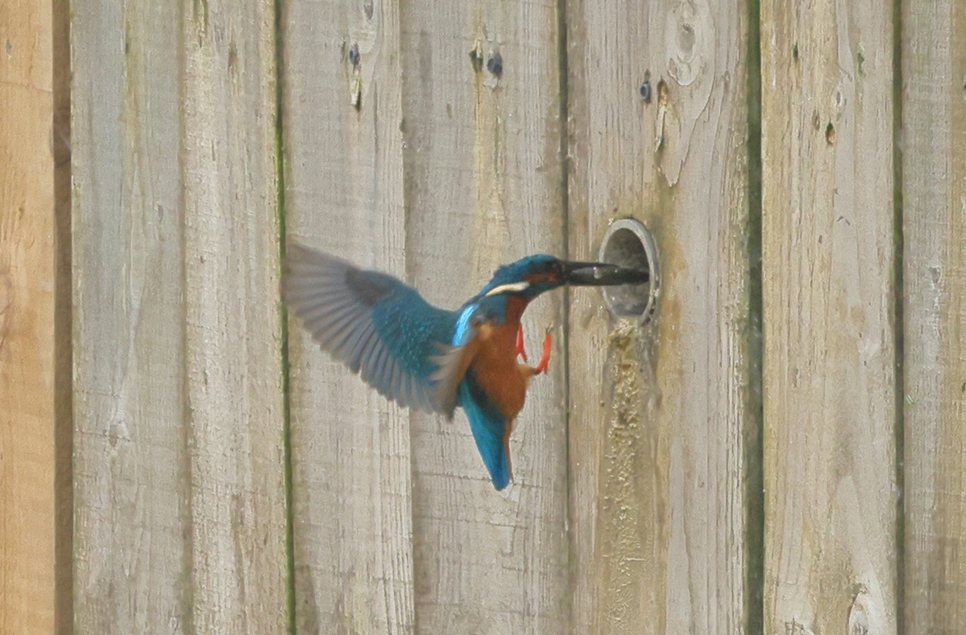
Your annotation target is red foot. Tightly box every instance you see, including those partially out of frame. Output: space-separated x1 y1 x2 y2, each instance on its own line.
515 323 528 362
534 330 552 374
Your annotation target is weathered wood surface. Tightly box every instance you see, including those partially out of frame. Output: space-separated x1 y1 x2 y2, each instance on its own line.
761 0 898 632
566 0 756 632
72 0 288 632
53 0 73 630
902 2 966 633
0 0 65 631
181 0 288 631
399 2 570 633
57 0 966 632
281 0 415 632
72 3 185 630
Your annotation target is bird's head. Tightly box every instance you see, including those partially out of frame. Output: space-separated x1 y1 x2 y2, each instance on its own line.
476 254 649 302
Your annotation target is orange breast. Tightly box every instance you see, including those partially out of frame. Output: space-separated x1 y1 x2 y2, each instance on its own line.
465 298 538 483
470 321 529 422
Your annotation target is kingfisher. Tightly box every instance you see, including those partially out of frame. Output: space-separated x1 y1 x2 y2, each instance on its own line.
282 241 647 490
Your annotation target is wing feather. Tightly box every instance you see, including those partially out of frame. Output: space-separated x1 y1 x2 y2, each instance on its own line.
388 356 403 404
283 242 465 414
357 329 382 376
345 322 377 373
366 345 392 398
401 373 417 411
328 314 362 355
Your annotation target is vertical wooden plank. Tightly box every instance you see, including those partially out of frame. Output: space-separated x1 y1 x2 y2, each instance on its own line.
0 0 59 631
902 2 966 632
53 0 73 630
566 0 755 632
281 0 415 632
761 0 898 632
181 0 288 630
74 0 288 631
399 2 570 633
72 0 188 632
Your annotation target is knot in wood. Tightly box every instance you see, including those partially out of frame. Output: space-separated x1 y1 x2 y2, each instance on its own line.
664 0 713 87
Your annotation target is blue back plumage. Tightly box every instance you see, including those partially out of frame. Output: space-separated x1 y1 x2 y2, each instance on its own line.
364 275 457 378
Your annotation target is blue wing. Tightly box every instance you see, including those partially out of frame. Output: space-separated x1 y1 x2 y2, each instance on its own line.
283 242 462 414
459 374 512 490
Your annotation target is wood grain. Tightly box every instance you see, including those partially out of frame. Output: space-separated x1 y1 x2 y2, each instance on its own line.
281 0 415 631
0 0 60 631
566 0 756 632
181 0 288 630
761 0 898 632
399 1 570 632
73 0 288 631
53 0 72 631
902 2 966 632
72 1 187 631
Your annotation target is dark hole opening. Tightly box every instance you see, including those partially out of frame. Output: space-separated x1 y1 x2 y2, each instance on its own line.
598 219 659 324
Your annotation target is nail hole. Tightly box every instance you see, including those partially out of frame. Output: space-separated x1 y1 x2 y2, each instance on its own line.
598 219 659 324
825 122 836 145
486 52 503 77
348 43 360 66
639 82 652 102
639 70 652 103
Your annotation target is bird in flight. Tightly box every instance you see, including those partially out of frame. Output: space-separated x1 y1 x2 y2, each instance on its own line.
282 242 648 490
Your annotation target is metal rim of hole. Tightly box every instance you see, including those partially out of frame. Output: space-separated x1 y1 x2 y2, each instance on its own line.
598 218 659 324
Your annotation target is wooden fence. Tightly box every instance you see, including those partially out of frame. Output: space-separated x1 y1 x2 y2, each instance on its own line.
2 0 965 633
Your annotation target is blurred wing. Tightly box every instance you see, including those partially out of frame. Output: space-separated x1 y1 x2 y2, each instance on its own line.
459 378 512 490
282 242 465 415
429 302 483 417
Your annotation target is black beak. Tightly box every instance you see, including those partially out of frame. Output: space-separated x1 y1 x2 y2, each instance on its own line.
562 260 649 286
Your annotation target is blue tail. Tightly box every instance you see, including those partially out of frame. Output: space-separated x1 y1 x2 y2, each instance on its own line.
459 379 511 490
